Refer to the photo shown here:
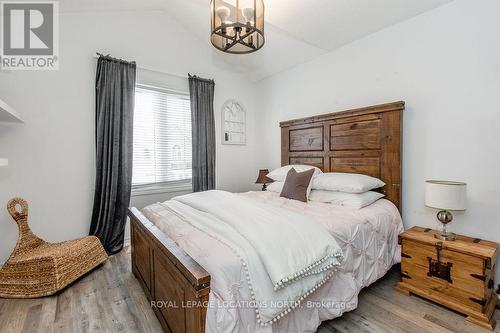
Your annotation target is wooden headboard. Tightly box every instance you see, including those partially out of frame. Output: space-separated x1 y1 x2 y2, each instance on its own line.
280 101 404 211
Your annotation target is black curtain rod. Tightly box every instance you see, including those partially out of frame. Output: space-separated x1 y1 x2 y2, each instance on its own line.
96 52 136 65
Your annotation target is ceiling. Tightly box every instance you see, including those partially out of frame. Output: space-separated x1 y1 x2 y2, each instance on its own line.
60 0 453 81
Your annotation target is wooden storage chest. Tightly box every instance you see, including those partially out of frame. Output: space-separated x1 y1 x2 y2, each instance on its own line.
395 226 499 330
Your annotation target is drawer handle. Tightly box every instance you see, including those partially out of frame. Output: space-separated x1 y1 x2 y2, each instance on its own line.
401 253 412 259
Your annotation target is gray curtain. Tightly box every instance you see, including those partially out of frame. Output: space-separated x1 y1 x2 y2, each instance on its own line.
90 55 136 255
189 74 216 192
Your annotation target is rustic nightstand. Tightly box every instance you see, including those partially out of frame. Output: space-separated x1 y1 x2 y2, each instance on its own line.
395 226 499 330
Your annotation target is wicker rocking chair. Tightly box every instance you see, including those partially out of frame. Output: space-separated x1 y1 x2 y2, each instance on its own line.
0 198 108 298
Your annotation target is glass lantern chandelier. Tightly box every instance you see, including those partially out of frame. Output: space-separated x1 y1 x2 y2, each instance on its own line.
210 0 265 54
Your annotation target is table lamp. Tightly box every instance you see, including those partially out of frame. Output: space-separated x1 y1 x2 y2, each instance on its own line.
0 158 8 167
425 180 467 241
255 169 273 191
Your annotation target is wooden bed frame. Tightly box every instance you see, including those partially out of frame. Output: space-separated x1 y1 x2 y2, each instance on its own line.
128 101 404 333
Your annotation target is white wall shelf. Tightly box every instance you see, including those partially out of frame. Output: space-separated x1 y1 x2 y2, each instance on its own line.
0 99 23 123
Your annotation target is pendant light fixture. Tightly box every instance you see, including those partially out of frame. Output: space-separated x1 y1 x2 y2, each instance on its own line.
210 0 265 54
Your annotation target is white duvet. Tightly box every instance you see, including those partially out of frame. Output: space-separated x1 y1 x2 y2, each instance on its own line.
142 191 403 333
164 190 343 325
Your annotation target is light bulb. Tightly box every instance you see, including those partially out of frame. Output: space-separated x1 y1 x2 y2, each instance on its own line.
241 7 254 23
216 6 230 23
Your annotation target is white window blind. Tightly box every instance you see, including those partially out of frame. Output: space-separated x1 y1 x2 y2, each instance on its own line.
132 85 192 187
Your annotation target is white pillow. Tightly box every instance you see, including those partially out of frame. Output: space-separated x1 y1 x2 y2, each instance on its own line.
267 165 322 182
311 172 385 193
308 190 385 209
267 181 284 193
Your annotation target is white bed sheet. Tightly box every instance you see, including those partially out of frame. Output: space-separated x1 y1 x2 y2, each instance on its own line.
142 191 403 333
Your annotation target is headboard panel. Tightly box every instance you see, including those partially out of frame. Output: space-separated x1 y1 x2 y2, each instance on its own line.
280 101 404 211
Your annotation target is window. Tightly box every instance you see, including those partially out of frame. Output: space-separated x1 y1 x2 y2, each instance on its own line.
132 85 192 188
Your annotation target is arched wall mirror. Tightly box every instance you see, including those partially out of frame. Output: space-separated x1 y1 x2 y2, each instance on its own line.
221 99 246 145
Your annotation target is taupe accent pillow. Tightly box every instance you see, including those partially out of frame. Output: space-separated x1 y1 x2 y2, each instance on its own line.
280 168 315 202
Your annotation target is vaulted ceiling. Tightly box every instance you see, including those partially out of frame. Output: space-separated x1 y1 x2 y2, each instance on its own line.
61 0 453 81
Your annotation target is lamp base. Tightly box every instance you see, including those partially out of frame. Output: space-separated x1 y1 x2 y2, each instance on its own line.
434 232 457 241
262 184 267 191
435 210 456 241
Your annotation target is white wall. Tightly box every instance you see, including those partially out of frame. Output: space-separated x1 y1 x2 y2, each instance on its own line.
257 0 500 282
0 10 261 263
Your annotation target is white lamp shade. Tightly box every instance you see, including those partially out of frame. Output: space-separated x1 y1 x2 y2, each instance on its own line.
0 158 8 167
425 180 466 211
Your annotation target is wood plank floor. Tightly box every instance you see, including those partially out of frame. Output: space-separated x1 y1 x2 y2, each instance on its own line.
0 247 498 333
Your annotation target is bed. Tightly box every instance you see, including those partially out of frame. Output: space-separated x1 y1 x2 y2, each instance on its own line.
128 101 405 333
